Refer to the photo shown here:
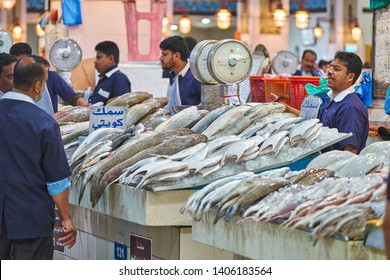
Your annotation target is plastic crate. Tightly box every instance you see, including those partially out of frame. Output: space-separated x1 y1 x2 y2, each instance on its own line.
249 76 266 102
288 76 321 110
264 76 290 105
249 75 291 105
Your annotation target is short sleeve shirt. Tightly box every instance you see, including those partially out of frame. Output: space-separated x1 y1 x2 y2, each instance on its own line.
89 66 131 105
318 92 369 153
0 92 71 239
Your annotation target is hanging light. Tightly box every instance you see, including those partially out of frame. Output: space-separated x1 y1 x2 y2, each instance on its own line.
313 23 323 40
351 22 362 41
294 1 309 30
216 1 231 30
162 15 170 36
178 13 191 34
295 10 309 29
12 25 22 40
273 0 287 28
0 0 16 11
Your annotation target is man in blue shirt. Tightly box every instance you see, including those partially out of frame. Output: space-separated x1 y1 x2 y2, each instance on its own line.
0 55 76 259
89 41 131 105
275 51 368 154
293 50 324 77
159 36 201 114
9 42 90 118
318 51 368 154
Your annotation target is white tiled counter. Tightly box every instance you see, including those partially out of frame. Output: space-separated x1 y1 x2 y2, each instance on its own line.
192 213 387 260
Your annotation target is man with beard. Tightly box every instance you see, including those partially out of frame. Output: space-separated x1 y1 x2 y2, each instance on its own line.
275 51 368 154
0 56 76 259
159 35 201 114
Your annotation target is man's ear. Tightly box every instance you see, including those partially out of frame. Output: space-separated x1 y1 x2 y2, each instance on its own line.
347 72 355 82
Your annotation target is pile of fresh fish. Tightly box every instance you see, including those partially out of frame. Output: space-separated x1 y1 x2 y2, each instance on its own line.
306 145 389 177
181 164 388 242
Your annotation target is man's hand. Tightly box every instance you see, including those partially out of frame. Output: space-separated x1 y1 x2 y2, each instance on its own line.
58 219 77 249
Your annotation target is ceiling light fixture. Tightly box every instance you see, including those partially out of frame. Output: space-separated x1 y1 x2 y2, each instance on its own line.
178 12 191 34
294 1 309 30
216 1 231 30
273 0 287 28
0 0 16 11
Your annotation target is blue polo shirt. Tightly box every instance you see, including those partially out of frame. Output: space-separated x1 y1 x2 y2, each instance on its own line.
0 92 71 239
318 87 369 153
89 66 131 105
46 70 77 112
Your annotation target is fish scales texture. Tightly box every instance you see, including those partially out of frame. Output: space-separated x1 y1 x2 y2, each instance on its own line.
154 106 198 132
57 106 91 124
107 91 151 107
208 105 267 140
181 172 254 215
126 102 160 127
201 106 252 139
306 150 355 170
227 178 290 219
165 110 209 131
90 134 207 206
191 105 233 133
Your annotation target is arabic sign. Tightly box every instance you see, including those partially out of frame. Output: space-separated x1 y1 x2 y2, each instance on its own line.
53 206 64 253
300 96 322 120
89 106 128 132
130 233 152 260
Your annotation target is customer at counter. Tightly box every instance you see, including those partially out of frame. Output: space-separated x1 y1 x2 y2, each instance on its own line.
275 51 368 154
0 55 76 259
159 35 201 114
9 42 89 119
0 53 17 97
294 49 324 77
89 40 131 105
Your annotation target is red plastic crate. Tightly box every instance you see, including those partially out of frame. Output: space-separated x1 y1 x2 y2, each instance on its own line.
250 75 291 106
288 76 321 110
249 76 266 102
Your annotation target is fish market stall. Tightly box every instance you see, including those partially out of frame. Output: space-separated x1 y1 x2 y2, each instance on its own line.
57 97 373 260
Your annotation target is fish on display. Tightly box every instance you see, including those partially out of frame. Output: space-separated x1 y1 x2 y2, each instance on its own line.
126 102 161 127
191 105 233 134
106 91 151 107
57 106 91 125
90 133 207 207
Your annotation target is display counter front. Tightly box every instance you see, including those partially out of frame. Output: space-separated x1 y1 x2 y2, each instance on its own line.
192 213 387 260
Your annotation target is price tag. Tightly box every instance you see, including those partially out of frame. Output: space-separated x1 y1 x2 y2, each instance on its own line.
299 96 322 120
114 242 128 260
53 206 64 253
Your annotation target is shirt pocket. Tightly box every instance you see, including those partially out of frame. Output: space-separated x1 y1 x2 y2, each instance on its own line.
98 88 110 99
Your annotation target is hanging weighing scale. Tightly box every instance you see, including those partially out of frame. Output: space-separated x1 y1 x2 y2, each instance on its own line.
0 29 13 53
49 37 82 87
190 39 253 109
271 50 298 75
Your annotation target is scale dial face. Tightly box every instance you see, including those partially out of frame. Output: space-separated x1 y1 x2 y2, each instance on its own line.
49 37 82 71
207 39 253 84
190 40 218 84
272 50 298 75
0 29 13 53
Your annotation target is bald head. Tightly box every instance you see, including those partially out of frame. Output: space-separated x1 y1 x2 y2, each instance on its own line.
13 56 47 100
